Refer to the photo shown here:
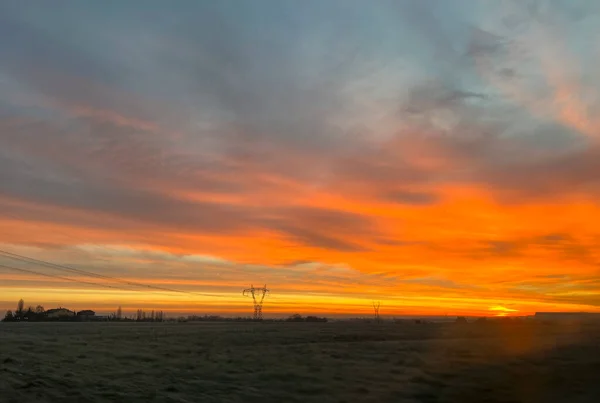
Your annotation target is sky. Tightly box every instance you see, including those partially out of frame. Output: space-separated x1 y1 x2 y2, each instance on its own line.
1 0 600 317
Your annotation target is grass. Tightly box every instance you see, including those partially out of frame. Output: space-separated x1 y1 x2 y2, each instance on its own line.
1 320 600 402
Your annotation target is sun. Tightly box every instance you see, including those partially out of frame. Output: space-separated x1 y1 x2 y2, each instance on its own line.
489 305 519 317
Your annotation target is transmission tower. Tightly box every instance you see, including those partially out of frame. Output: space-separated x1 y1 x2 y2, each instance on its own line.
373 301 381 322
243 284 270 320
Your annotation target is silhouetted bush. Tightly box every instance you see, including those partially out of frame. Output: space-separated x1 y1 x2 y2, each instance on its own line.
305 316 328 323
285 314 327 323
3 299 48 321
287 314 305 322
2 310 14 322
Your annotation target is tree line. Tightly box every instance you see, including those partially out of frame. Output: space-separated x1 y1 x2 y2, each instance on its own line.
285 314 328 322
175 314 328 322
135 309 165 322
3 299 47 322
2 299 164 322
2 299 328 323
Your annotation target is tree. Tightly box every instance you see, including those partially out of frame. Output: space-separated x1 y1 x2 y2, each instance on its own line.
35 305 45 314
287 314 304 322
3 310 14 322
16 299 24 317
116 306 122 320
154 311 164 322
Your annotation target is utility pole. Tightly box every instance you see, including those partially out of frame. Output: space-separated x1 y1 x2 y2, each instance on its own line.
373 301 381 323
243 284 269 320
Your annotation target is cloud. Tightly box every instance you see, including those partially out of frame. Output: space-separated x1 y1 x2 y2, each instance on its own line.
536 274 570 280
402 277 476 290
2 1 600 314
383 190 440 205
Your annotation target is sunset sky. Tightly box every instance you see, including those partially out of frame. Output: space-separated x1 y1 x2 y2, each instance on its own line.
2 0 600 317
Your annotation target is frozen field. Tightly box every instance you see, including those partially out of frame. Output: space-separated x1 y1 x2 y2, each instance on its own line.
1 320 599 402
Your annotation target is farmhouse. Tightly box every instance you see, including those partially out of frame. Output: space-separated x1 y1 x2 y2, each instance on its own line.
46 308 75 318
76 310 96 320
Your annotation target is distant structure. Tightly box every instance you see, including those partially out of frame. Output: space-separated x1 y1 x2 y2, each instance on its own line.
243 284 270 320
46 308 75 318
535 312 600 322
76 310 96 320
373 301 381 322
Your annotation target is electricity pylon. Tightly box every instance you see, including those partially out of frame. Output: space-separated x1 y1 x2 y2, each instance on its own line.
373 301 381 322
243 284 269 320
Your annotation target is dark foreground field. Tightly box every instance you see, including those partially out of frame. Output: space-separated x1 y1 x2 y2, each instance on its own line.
1 321 600 403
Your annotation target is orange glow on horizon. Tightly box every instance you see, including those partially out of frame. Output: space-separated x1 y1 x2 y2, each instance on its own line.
489 306 520 317
3 180 600 316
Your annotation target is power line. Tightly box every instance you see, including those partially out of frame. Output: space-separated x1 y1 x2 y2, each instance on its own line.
0 249 229 299
0 262 199 297
1 250 146 290
0 263 139 292
1 211 230 298
0 249 181 293
1 212 236 299
2 211 172 266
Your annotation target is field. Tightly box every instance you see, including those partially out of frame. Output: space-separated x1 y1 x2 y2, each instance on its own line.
1 320 600 403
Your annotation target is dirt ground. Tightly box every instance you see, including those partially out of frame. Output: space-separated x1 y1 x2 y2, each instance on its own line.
1 320 599 402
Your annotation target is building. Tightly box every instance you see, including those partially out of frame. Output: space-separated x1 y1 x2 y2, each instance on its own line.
46 308 75 318
76 310 96 320
535 312 600 322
